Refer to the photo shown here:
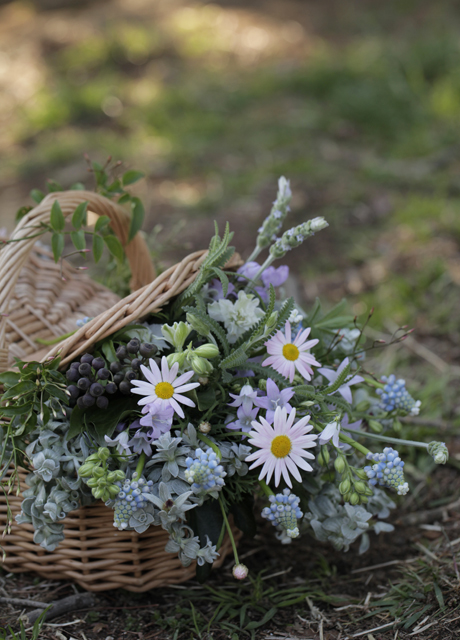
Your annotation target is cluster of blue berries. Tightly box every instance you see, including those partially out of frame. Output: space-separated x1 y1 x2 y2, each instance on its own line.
261 489 303 539
377 375 421 415
112 477 154 530
185 448 226 493
364 447 409 495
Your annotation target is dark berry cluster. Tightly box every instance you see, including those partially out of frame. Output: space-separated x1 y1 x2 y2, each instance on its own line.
65 339 158 411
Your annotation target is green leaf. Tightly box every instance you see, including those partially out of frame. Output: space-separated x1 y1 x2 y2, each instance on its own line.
0 372 20 387
101 340 117 363
211 267 229 298
70 230 86 252
47 179 63 192
92 234 104 263
122 170 145 186
2 381 36 400
230 495 257 538
187 500 223 584
30 189 45 204
196 387 216 411
51 232 64 263
50 200 65 232
434 583 444 609
128 197 145 243
15 205 33 222
71 201 88 229
94 215 110 233
0 404 31 416
68 396 139 440
70 182 85 190
245 607 277 630
103 235 124 262
118 193 131 204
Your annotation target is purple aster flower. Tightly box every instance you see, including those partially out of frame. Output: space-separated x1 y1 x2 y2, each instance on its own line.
139 403 174 440
318 357 364 403
228 384 259 413
261 265 289 288
237 261 261 282
226 405 259 434
254 378 294 423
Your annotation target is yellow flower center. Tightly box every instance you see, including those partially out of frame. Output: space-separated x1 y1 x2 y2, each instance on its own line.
270 435 292 458
282 343 299 361
155 381 175 400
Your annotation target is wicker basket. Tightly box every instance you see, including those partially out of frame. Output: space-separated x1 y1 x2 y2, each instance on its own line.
0 190 155 373
0 190 241 591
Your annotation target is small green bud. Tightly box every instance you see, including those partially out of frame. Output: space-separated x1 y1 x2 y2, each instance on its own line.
355 400 370 412
258 379 267 391
198 376 209 386
354 468 368 481
190 355 213 375
97 447 110 462
343 492 351 502
166 352 186 368
350 492 360 505
365 486 374 496
92 467 105 479
86 478 98 488
194 343 220 358
266 311 278 330
360 495 368 504
428 441 449 465
339 479 351 495
354 481 367 494
108 484 120 498
113 470 126 481
186 313 210 337
78 463 94 478
368 420 383 433
162 321 192 350
318 446 330 467
334 455 346 473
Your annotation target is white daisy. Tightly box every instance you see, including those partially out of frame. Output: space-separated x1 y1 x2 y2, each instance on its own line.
131 356 200 419
245 406 317 488
262 321 320 382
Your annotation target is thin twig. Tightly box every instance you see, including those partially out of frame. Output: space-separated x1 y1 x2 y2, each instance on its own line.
0 596 49 608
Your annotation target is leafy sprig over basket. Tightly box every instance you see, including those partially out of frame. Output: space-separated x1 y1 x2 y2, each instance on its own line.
0 177 449 581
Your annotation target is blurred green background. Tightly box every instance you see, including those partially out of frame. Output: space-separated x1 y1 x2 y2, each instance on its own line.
1 0 460 426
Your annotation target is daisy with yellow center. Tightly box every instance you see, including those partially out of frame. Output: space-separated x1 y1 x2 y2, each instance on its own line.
246 406 317 488
263 321 320 383
131 356 200 419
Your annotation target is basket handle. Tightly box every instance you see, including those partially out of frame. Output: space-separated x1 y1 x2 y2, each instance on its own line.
0 190 155 370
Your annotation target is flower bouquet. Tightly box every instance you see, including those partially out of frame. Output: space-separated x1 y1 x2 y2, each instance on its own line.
0 176 448 585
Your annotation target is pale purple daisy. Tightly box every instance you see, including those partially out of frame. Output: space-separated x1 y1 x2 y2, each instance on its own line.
246 406 317 488
226 405 259 434
262 321 320 383
128 431 153 457
318 357 364 403
130 356 200 419
254 378 294 424
228 384 259 413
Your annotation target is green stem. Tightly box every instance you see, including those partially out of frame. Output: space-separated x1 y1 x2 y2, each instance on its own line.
218 494 239 565
251 254 275 286
351 430 429 449
135 452 146 478
198 433 222 459
259 479 274 497
246 245 263 264
338 433 371 457
35 330 77 345
362 377 385 389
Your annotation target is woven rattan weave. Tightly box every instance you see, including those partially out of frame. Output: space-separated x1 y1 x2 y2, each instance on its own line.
0 470 238 592
0 190 155 373
0 190 241 590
